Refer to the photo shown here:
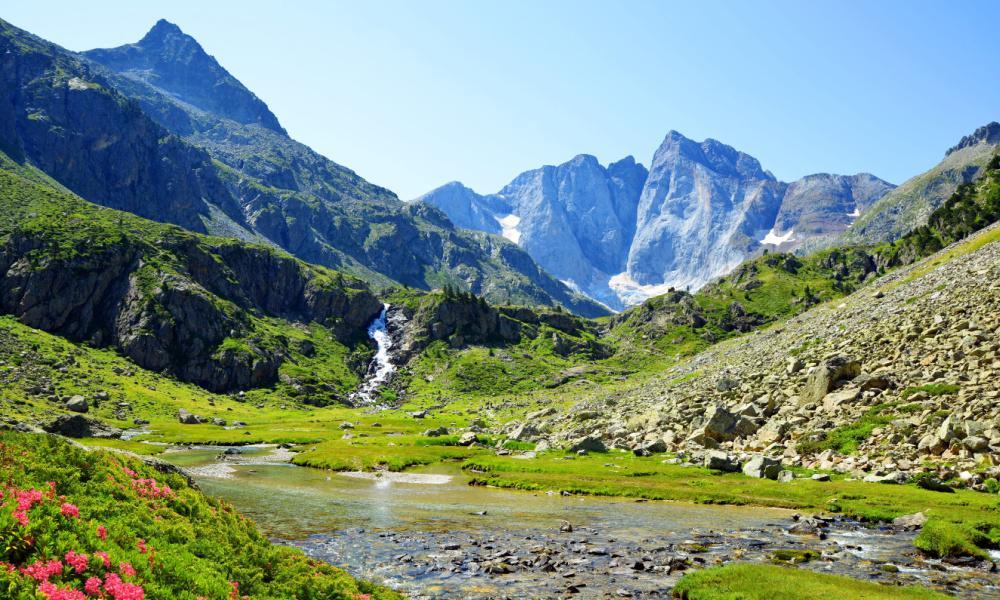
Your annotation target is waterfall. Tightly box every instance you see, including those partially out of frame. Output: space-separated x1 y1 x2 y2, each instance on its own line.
352 303 396 405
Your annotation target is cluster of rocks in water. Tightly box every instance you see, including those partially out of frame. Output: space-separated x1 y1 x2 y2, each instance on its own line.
293 515 999 598
499 230 1000 491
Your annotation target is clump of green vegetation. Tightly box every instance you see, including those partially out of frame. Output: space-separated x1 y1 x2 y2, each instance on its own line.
0 431 399 599
672 564 950 599
914 519 993 559
796 405 894 455
770 549 818 564
901 383 961 399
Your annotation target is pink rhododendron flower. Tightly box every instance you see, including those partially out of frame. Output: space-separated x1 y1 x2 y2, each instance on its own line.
95 552 111 568
65 551 89 574
103 573 145 600
60 502 80 518
38 582 86 600
85 577 103 596
137 539 146 554
118 562 136 578
21 559 63 582
97 525 107 541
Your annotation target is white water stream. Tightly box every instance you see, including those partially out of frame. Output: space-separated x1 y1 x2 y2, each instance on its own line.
351 303 396 405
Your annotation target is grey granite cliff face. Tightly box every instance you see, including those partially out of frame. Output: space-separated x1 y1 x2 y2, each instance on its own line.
624 132 787 294
418 155 648 309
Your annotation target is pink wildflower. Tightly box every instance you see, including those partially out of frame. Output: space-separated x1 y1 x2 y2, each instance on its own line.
60 502 80 518
84 577 103 596
103 573 145 600
65 551 89 574
38 582 86 600
95 551 110 568
118 562 136 578
137 539 146 554
21 559 63 582
97 525 107 541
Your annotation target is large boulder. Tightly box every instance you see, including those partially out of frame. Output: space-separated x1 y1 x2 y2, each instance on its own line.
569 436 607 453
177 409 203 424
65 395 89 413
800 356 861 404
44 415 122 439
742 455 782 479
703 450 740 472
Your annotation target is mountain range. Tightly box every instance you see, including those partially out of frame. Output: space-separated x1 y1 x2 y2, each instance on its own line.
417 134 898 309
418 125 1000 310
0 18 607 317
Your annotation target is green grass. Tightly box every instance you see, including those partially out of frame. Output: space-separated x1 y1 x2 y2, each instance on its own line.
673 564 950 599
796 404 896 455
0 431 400 599
901 383 961 399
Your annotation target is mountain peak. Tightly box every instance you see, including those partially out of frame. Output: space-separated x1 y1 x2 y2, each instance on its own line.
142 18 184 41
946 121 1000 156
84 22 286 134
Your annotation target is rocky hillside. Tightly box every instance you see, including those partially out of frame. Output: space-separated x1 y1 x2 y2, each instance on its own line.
844 122 1000 245
0 150 382 396
419 131 893 309
64 18 604 316
534 220 1000 486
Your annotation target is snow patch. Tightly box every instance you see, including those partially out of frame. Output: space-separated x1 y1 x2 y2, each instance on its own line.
495 214 522 244
609 272 677 306
760 227 795 246
847 206 861 218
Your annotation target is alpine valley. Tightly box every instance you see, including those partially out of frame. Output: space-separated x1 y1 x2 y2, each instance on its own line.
0 15 998 600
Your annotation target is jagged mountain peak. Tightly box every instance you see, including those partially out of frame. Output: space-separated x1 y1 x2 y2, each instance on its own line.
84 20 286 134
655 131 772 181
946 121 1000 156
141 18 184 41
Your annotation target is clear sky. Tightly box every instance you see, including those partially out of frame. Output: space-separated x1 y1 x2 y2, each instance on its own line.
5 1 1000 198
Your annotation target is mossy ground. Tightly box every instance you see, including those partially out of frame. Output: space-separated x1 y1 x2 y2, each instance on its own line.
672 563 950 599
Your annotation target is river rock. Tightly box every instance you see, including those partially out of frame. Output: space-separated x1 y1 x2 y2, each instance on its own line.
893 512 928 529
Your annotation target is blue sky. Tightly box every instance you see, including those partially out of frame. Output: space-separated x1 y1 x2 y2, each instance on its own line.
5 1 1000 198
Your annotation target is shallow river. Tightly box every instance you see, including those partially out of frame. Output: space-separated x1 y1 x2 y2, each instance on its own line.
165 445 999 598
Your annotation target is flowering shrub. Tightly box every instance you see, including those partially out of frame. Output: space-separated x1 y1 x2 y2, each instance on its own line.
0 431 401 599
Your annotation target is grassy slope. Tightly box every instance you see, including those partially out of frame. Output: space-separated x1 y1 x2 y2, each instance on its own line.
0 431 400 599
0 151 374 405
673 564 948 600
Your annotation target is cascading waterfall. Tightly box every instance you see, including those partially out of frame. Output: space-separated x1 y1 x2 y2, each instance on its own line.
352 303 396 405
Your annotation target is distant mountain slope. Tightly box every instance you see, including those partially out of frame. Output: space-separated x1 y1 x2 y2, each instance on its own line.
0 17 605 316
419 132 892 309
844 122 1000 245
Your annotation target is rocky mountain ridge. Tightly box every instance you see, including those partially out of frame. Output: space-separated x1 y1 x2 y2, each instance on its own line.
418 131 895 309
